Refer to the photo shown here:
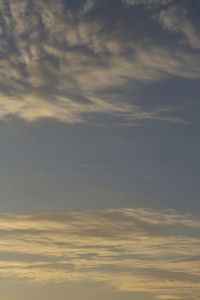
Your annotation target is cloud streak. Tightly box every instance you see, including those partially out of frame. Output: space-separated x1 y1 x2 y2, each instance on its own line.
0 0 200 124
0 208 200 299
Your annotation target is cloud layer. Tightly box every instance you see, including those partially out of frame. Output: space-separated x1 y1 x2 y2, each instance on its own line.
0 0 200 124
0 208 200 299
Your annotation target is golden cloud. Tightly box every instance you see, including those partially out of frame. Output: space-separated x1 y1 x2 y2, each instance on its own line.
0 208 200 299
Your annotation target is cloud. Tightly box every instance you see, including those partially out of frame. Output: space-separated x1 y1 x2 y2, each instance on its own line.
0 0 200 124
123 0 173 7
158 1 200 49
0 208 200 299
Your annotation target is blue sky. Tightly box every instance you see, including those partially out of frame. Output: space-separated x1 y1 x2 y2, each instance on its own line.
0 0 200 299
0 0 200 213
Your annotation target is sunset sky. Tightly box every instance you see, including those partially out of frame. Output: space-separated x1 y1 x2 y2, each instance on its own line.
0 0 200 299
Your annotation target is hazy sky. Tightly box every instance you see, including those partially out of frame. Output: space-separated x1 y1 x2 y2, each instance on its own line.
0 0 200 299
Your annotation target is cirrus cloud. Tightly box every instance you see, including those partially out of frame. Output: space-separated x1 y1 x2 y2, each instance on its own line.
0 208 200 299
0 0 200 124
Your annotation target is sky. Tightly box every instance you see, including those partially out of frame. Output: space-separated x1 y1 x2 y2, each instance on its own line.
0 0 200 299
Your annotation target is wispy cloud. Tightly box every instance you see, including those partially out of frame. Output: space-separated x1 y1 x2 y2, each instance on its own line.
0 0 200 124
64 158 108 169
158 1 200 49
0 208 200 299
123 0 173 7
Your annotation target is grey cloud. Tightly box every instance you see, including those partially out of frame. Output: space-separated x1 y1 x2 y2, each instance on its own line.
0 0 200 124
158 1 200 49
123 0 173 7
0 208 200 299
